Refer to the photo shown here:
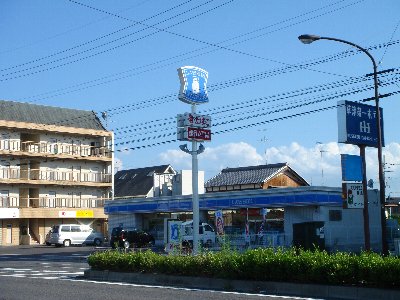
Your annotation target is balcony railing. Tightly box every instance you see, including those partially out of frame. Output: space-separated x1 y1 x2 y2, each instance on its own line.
0 196 19 207
0 140 112 159
38 197 105 208
0 168 112 183
0 196 105 208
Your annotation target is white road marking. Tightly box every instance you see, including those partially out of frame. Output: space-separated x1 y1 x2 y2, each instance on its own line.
70 279 324 300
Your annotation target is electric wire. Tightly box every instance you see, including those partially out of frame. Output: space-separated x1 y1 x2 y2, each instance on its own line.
10 0 374 104
0 0 232 81
113 77 400 148
0 0 197 72
1 0 362 83
112 67 399 135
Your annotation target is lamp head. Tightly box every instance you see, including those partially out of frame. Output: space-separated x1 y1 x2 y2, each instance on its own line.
197 143 205 154
298 34 321 44
179 144 190 154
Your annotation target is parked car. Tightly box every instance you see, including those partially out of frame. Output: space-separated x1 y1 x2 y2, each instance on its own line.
46 224 104 247
110 226 155 249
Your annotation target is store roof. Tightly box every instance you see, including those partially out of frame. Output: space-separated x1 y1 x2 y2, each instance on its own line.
205 163 309 187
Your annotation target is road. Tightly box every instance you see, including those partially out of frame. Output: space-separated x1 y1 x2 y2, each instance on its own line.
0 245 325 300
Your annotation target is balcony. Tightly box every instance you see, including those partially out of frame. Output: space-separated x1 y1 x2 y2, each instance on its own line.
0 140 112 161
0 168 112 187
0 196 105 208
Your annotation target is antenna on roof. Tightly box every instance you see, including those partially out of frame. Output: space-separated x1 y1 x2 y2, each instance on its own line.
101 111 108 128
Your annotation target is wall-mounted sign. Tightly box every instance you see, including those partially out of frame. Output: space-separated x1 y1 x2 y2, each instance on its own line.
59 211 76 218
76 210 94 218
178 66 209 104
342 183 364 209
337 100 384 147
177 113 211 128
0 208 19 219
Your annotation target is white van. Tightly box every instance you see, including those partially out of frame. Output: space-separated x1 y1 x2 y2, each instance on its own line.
47 224 104 247
181 221 216 248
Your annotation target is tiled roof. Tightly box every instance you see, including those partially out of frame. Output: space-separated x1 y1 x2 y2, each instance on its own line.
0 100 105 130
205 163 304 187
114 165 174 197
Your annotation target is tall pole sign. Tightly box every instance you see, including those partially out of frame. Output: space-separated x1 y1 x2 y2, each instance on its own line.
177 66 211 255
338 100 385 251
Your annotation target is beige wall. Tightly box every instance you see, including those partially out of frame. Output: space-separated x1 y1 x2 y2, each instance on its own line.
0 219 20 245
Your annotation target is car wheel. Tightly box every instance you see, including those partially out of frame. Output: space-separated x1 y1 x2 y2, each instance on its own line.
63 239 71 247
94 238 102 247
45 242 51 246
55 243 62 248
123 240 130 249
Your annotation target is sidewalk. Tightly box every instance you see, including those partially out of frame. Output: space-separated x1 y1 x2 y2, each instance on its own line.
84 269 400 300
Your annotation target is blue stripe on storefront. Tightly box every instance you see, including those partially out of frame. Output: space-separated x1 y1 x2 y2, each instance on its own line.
105 192 342 214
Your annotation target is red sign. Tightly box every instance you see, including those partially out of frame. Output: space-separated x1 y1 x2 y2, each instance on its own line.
187 127 211 141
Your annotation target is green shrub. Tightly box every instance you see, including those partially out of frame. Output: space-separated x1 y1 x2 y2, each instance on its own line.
87 248 400 288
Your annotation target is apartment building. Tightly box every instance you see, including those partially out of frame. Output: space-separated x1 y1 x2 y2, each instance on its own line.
0 100 113 245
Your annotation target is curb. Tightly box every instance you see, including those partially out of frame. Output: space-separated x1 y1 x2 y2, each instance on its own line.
84 269 400 300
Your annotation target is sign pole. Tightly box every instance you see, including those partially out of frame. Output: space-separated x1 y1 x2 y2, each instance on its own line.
191 104 200 255
359 145 371 250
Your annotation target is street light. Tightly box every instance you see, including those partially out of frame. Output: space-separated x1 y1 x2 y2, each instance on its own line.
298 34 387 254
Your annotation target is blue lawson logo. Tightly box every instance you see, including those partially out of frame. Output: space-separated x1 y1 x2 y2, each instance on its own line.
178 66 209 104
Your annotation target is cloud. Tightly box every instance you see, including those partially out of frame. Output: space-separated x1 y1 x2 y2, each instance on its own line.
156 141 400 194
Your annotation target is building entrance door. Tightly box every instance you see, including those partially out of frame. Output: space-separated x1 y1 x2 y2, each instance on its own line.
6 224 12 244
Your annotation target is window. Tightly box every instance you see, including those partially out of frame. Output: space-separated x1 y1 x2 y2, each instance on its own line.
71 226 81 232
329 210 342 221
61 226 71 232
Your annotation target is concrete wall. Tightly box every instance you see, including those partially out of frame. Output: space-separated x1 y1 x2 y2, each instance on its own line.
172 170 204 196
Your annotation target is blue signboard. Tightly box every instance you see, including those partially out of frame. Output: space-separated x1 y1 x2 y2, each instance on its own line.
178 66 209 104
337 100 384 147
341 154 363 181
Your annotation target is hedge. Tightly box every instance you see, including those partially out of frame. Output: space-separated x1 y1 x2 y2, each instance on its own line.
87 248 400 288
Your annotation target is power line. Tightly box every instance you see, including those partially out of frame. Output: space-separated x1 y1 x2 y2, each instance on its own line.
0 0 231 81
1 0 362 82
0 0 196 72
11 0 373 103
112 67 398 135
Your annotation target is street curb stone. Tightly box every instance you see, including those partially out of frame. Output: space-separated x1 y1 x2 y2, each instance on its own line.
84 269 400 300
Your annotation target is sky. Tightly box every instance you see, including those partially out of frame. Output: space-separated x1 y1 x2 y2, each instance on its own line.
1 0 399 196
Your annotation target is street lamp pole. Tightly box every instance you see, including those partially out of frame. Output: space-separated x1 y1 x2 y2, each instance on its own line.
298 34 387 254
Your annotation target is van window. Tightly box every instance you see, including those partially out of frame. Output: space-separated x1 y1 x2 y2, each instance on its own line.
81 227 92 232
71 225 81 232
61 226 71 232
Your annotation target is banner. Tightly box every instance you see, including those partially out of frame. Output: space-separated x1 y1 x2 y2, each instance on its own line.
215 210 224 236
